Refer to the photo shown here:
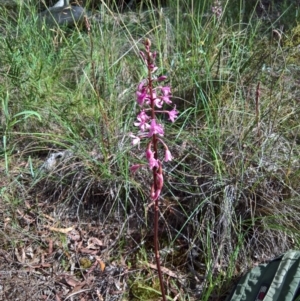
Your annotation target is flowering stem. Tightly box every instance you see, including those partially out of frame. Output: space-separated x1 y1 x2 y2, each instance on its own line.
145 40 167 301
130 38 178 301
154 192 166 301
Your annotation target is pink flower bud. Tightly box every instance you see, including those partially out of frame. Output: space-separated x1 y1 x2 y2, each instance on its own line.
139 51 146 61
150 184 156 200
150 66 158 73
164 149 172 162
156 75 168 81
144 38 151 48
151 188 161 201
130 164 143 173
150 163 164 200
146 147 154 160
156 164 164 190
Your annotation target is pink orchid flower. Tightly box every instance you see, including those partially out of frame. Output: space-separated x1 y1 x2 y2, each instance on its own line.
148 119 164 137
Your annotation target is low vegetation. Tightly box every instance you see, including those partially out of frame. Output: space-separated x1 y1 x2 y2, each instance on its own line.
1 0 300 300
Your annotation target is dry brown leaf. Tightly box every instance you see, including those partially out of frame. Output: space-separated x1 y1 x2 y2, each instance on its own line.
48 239 53 255
85 260 98 275
64 275 83 287
46 225 74 234
96 289 104 301
41 213 55 221
64 288 91 300
147 263 180 279
25 246 34 259
85 274 95 285
86 237 103 249
30 263 52 268
17 209 35 224
99 260 106 272
24 200 31 209
14 248 26 263
55 294 62 301
68 229 81 241
0 249 11 262
78 248 98 255
4 217 11 229
95 256 106 272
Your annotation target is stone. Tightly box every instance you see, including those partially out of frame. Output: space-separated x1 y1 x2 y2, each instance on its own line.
38 0 87 27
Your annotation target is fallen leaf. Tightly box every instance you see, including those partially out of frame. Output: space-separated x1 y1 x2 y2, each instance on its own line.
24 263 51 270
147 263 180 279
41 213 55 222
63 275 83 287
55 294 62 301
64 288 91 300
68 230 81 241
48 239 53 255
95 256 106 272
96 289 104 301
46 225 74 234
17 209 35 224
86 237 103 249
78 248 98 255
15 248 26 263
85 260 98 275
25 246 34 259
4 217 11 229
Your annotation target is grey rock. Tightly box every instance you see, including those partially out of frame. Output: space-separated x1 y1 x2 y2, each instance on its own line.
38 0 87 27
40 150 74 172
